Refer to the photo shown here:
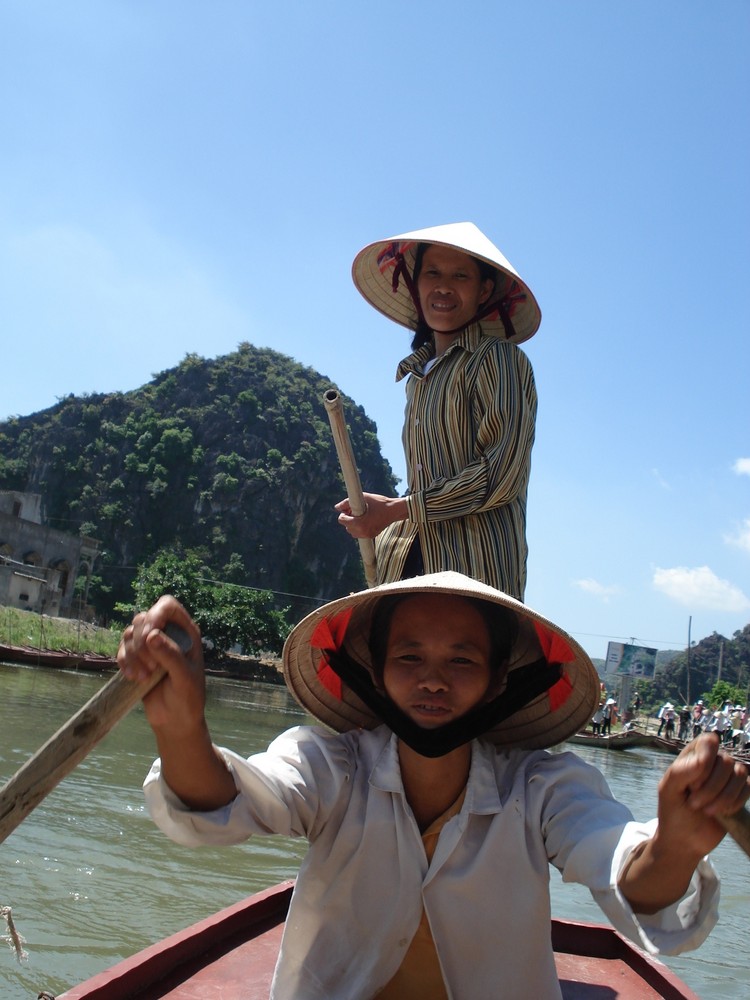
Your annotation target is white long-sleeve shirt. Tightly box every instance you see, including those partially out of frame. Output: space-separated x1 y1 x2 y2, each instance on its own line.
144 726 719 1000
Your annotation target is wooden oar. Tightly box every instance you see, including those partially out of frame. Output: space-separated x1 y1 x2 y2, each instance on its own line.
0 624 190 846
0 667 165 844
323 388 378 588
718 807 750 858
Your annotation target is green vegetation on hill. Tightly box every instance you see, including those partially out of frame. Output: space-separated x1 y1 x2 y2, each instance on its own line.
0 343 396 621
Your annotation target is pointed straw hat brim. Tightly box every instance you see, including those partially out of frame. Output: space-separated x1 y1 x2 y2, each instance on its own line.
351 222 541 345
283 572 599 750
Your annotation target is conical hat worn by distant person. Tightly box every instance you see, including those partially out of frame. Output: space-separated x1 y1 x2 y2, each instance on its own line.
351 222 541 344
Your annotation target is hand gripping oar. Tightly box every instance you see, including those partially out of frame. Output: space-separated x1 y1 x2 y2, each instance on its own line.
0 623 190 846
324 388 378 588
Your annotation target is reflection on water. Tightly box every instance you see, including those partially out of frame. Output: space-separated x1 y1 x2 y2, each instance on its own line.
1 663 748 998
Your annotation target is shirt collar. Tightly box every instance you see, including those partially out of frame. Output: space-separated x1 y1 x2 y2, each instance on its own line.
395 323 485 382
368 729 505 816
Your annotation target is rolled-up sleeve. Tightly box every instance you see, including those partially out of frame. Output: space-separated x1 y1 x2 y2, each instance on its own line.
143 727 354 848
602 820 719 955
531 752 719 956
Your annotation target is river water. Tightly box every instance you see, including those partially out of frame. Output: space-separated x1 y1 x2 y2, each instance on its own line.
1 663 747 999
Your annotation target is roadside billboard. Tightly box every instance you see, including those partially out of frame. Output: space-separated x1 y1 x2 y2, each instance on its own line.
605 642 657 679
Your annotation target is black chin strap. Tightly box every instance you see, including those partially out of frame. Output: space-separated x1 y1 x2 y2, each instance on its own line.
325 650 562 758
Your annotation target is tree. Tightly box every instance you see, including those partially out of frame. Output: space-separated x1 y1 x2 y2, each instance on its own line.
701 680 746 710
117 548 291 656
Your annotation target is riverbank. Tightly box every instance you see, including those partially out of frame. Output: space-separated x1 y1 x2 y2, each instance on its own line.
0 604 285 683
0 605 121 658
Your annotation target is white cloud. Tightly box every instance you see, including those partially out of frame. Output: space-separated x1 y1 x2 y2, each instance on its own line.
651 468 671 490
733 458 750 476
573 578 620 602
725 518 750 555
652 566 750 613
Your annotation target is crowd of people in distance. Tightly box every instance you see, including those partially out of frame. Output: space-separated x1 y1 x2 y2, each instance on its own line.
653 699 750 749
593 694 750 753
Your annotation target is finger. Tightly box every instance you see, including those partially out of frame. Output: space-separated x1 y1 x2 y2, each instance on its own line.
141 597 200 652
120 599 198 680
702 761 750 817
117 617 152 679
687 753 746 811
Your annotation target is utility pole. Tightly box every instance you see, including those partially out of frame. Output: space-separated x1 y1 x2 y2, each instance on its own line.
686 616 692 705
717 640 724 684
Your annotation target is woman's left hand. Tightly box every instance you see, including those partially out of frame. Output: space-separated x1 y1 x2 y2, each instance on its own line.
657 733 750 857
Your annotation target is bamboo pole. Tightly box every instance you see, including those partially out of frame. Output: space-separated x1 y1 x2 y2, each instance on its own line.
323 388 378 588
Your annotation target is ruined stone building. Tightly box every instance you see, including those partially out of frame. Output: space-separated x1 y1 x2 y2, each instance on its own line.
0 491 100 617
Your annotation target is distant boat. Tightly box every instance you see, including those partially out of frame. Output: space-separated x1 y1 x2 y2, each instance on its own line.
0 641 116 671
568 730 750 766
55 880 699 1000
566 730 685 755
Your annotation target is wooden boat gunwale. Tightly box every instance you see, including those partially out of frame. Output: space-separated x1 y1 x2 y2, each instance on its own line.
55 879 700 1000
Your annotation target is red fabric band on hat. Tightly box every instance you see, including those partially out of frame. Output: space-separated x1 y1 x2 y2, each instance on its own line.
316 660 343 699
533 621 574 664
310 609 354 701
377 240 415 276
547 670 574 712
532 623 575 712
311 609 353 653
377 241 425 325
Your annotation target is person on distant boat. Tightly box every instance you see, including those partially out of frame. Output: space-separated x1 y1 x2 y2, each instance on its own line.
693 699 705 739
602 698 616 735
657 701 674 736
335 223 539 600
664 706 676 740
118 572 748 1000
591 702 604 736
710 707 732 745
678 706 691 741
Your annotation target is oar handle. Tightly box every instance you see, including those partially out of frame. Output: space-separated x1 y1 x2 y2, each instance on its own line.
324 388 378 588
0 666 167 845
717 806 750 859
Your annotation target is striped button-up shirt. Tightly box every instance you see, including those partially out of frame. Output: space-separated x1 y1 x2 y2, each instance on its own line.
375 324 537 599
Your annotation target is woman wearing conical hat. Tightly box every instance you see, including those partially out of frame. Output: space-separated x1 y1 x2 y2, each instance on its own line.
121 573 741 999
336 222 540 599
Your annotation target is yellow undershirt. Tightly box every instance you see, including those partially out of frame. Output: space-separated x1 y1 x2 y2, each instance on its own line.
377 788 467 999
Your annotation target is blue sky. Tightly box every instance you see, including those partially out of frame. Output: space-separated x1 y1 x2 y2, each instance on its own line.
2 1 748 661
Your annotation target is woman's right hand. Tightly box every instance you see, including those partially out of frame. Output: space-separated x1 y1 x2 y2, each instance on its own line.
335 492 408 538
118 595 206 738
119 596 238 810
